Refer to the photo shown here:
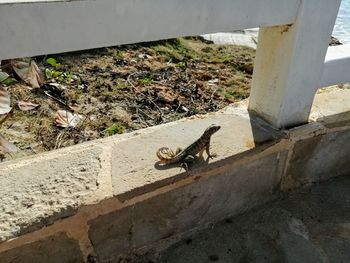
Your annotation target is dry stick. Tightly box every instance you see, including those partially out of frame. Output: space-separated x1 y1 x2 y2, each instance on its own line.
207 74 221 106
126 72 155 126
55 110 76 149
208 86 219 106
54 131 65 149
136 108 149 127
138 92 164 122
174 101 182 114
0 110 13 126
43 91 67 106
125 97 149 127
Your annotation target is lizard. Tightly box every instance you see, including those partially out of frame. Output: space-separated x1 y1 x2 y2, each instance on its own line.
156 124 221 165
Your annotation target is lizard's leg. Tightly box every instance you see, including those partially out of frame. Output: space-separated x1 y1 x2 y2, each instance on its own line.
175 147 182 155
180 155 195 171
206 143 217 158
180 162 189 171
198 148 205 158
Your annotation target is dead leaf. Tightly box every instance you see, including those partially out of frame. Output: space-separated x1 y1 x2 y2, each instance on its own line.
0 86 11 115
55 110 83 128
17 101 39 111
47 82 67 91
0 133 18 157
11 59 44 88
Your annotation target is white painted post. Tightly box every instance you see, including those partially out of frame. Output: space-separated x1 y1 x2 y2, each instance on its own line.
248 0 341 129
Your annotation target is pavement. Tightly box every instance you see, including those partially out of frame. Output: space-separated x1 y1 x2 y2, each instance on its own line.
158 175 350 263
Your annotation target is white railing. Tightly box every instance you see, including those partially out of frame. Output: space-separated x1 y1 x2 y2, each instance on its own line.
0 0 348 128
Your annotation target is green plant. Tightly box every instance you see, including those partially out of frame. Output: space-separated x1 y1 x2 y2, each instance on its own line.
105 123 126 136
0 71 16 85
176 62 186 69
46 58 61 68
138 75 153 85
45 58 76 82
188 107 201 116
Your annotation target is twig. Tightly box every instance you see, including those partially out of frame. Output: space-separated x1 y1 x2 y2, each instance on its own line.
208 86 219 106
43 91 67 106
136 108 149 127
0 110 13 126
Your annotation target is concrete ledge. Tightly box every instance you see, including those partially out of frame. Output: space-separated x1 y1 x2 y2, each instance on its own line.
1 88 350 262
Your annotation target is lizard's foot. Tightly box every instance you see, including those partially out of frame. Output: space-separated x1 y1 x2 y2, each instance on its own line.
180 162 190 171
208 152 217 159
180 155 196 171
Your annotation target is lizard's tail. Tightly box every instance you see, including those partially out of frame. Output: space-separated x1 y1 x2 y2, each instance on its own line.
156 147 177 163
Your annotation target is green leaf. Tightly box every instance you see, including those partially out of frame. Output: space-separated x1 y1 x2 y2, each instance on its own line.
45 68 53 79
52 70 62 78
2 77 16 85
0 71 9 82
46 58 60 68
0 71 16 85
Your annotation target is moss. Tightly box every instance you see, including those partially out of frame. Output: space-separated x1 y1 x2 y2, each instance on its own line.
138 75 154 85
105 122 126 136
151 38 198 62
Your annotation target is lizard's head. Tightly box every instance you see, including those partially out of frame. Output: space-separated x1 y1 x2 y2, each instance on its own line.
205 124 221 135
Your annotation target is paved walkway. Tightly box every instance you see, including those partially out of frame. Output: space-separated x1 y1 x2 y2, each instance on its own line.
159 175 350 263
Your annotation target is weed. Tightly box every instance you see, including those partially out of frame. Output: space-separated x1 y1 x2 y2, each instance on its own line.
176 62 186 69
138 75 153 85
46 58 61 68
45 57 77 83
151 38 197 62
105 122 126 136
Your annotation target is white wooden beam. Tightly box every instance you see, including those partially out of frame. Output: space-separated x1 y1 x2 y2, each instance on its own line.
320 44 350 88
0 0 300 59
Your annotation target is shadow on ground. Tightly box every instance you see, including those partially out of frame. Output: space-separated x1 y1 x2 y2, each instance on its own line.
156 175 350 263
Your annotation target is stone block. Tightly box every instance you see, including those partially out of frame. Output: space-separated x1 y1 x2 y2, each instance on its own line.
90 151 287 261
0 233 83 263
282 129 350 189
0 145 103 242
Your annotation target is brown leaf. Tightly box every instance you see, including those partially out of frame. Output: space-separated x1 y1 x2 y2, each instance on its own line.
17 101 39 111
0 86 11 115
0 133 18 157
55 110 83 128
11 59 44 88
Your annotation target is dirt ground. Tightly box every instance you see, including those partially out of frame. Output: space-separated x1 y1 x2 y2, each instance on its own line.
0 37 255 162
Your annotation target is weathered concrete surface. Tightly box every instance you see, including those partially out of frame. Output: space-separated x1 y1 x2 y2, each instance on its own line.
201 29 259 48
112 111 284 200
158 175 350 263
91 151 287 262
310 87 350 128
0 232 84 263
283 129 350 189
0 143 108 241
1 88 350 261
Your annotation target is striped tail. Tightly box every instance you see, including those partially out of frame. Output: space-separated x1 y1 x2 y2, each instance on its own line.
156 147 176 163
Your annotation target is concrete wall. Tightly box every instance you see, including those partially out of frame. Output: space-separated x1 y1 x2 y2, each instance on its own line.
0 88 349 262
